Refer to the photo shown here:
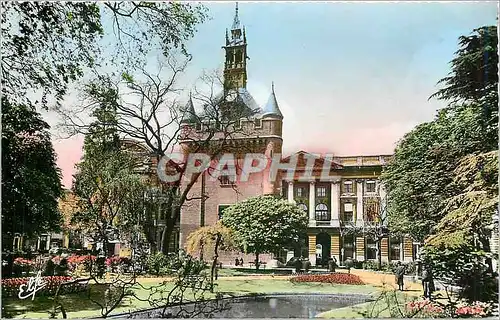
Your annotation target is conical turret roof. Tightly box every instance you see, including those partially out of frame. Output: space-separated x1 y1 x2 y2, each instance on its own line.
262 82 283 119
180 93 198 123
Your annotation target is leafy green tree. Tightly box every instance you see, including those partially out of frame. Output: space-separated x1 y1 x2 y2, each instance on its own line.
72 99 145 257
382 26 498 302
1 97 63 250
221 195 308 269
1 2 207 108
382 26 498 242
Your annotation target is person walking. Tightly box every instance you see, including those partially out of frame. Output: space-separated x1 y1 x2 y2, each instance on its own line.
394 261 406 291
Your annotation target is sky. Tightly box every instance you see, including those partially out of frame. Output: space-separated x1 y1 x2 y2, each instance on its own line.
48 1 498 189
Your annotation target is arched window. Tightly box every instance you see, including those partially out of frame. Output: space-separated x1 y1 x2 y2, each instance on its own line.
315 203 329 221
297 203 308 213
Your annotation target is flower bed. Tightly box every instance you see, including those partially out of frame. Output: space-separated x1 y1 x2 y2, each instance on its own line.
290 273 365 285
405 299 493 318
1 276 87 298
406 300 446 317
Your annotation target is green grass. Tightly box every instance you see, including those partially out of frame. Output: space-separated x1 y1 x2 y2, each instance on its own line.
2 278 378 318
317 289 423 318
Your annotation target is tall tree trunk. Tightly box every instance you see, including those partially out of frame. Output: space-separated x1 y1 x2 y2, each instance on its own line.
161 221 175 255
210 235 221 293
479 237 493 273
377 239 382 270
255 253 260 270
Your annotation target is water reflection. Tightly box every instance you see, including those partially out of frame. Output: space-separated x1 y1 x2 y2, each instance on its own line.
121 294 371 319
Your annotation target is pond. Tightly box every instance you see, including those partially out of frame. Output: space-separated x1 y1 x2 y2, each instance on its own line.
113 293 372 318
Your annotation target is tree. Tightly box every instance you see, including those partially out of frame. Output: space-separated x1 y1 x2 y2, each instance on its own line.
221 195 308 269
186 222 236 291
72 100 146 257
1 96 63 250
381 25 498 302
363 196 391 269
2 2 207 109
381 26 498 242
64 68 260 254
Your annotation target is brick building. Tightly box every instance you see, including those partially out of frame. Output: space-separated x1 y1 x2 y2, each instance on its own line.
177 4 419 266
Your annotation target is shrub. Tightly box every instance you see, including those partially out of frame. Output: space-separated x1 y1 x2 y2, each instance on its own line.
146 252 169 276
290 273 364 285
406 300 446 318
105 256 131 273
454 300 493 318
405 299 493 318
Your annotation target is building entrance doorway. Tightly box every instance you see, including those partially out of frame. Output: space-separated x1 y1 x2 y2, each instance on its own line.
316 232 331 267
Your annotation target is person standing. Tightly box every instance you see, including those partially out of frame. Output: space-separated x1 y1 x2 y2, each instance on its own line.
422 265 435 300
394 261 406 291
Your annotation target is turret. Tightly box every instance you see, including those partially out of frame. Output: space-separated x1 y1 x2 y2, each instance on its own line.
262 82 283 120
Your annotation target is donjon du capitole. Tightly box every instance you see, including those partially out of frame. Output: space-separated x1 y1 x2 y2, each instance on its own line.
176 3 419 267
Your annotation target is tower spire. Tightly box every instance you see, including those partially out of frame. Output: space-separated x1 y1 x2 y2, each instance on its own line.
232 2 240 30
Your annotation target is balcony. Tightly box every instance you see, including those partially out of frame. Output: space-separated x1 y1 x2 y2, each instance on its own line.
308 219 341 228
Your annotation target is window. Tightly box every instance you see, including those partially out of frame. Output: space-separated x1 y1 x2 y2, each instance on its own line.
343 235 354 261
219 175 232 186
343 181 353 193
218 205 231 220
366 181 376 193
364 200 379 221
297 203 308 213
366 237 377 260
390 237 401 261
315 203 329 221
195 122 202 131
295 187 304 198
343 203 354 222
254 118 262 127
316 186 327 198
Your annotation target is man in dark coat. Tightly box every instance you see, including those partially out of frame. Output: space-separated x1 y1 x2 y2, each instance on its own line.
328 257 337 272
394 261 406 291
422 265 435 300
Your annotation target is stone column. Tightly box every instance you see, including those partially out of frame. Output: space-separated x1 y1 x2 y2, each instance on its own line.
356 180 364 224
356 237 365 262
331 181 340 226
309 182 316 226
381 237 389 263
403 237 413 262
287 181 294 203
308 235 317 266
331 235 340 262
379 182 387 222
46 235 51 251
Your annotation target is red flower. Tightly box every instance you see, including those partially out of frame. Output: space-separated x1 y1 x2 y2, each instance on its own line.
290 273 364 285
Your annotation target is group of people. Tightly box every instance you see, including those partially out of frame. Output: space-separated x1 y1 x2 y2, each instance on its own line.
394 261 435 299
234 257 244 266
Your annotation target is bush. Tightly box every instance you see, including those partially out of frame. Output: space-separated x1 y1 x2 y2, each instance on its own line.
146 252 169 276
405 299 493 318
290 273 364 285
105 256 131 273
66 254 97 273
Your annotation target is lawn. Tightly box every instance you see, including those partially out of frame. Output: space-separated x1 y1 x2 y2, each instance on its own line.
2 277 378 318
